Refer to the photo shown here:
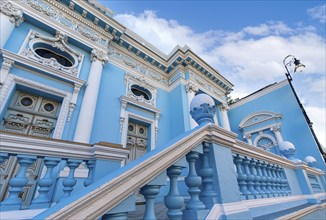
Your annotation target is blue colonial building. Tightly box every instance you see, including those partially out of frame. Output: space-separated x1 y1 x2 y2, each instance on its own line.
0 0 325 219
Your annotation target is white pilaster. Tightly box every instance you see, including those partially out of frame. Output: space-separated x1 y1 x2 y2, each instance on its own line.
0 1 24 48
0 58 14 85
270 125 283 144
74 49 108 143
219 104 231 131
185 82 198 129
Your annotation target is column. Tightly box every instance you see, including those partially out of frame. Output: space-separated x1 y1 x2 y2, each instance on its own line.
0 1 24 48
185 82 198 129
219 104 231 131
270 125 283 144
243 133 253 145
74 49 108 143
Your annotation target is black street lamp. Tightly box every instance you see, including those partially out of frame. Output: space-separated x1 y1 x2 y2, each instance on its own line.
283 55 326 161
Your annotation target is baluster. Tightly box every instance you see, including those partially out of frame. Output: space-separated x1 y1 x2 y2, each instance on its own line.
280 169 291 195
260 162 270 196
59 159 81 201
84 160 96 187
198 143 217 208
31 157 60 207
164 165 184 220
243 157 257 198
185 151 205 210
140 185 161 220
273 165 281 196
233 154 250 199
255 160 265 197
265 164 274 197
269 164 277 196
249 159 261 198
275 165 284 196
102 212 128 220
1 155 36 209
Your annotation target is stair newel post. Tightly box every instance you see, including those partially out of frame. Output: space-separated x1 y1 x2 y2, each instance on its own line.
185 151 205 210
198 142 217 208
164 165 184 220
140 184 161 220
31 157 60 207
84 160 96 187
59 159 81 201
1 155 36 209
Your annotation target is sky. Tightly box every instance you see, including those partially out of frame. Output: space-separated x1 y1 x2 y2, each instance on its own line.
98 0 326 147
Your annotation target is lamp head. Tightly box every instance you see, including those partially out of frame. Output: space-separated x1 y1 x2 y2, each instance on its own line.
294 58 305 73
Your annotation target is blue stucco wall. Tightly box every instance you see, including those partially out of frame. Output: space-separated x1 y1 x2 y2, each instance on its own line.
228 83 325 170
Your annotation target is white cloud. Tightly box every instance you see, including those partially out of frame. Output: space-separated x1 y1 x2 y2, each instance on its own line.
114 10 326 145
308 4 326 23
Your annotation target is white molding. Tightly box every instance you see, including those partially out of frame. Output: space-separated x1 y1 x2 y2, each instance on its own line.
230 80 289 109
1 49 85 86
0 132 130 161
253 133 277 150
239 111 282 130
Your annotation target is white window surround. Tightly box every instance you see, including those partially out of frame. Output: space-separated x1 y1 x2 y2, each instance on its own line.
18 30 84 77
0 74 71 139
239 111 282 131
121 112 156 151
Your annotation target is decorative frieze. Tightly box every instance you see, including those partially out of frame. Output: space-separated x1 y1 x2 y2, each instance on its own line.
20 0 111 47
109 46 169 87
0 0 24 26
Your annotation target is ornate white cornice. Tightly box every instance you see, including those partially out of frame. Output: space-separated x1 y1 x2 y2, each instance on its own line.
0 0 24 26
239 111 282 130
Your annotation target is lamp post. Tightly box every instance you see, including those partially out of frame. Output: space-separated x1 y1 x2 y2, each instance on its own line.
283 55 326 162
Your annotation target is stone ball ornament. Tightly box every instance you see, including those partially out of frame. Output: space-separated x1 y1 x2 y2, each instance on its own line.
304 156 317 167
190 93 216 125
279 141 301 162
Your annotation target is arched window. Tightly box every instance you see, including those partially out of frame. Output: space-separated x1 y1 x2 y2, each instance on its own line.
130 84 152 101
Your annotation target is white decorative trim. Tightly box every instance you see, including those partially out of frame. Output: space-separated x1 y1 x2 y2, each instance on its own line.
239 111 282 130
230 80 289 109
124 72 157 106
109 46 169 87
0 0 24 26
19 30 84 77
1 49 86 86
0 74 71 139
0 58 14 85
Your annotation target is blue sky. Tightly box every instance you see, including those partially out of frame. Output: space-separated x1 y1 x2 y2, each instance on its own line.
99 0 326 147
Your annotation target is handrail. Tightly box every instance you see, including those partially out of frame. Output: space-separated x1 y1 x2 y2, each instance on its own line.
34 123 324 219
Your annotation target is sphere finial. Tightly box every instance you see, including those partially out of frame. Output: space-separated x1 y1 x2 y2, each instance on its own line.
190 94 216 125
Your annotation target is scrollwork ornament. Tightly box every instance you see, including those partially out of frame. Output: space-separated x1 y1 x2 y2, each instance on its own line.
91 49 109 65
185 81 199 93
219 103 229 111
0 0 24 26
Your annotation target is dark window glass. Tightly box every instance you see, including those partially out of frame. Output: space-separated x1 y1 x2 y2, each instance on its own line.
35 48 73 67
130 85 152 101
21 97 33 106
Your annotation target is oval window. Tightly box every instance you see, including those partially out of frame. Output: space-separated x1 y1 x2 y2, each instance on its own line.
131 85 152 101
35 48 73 67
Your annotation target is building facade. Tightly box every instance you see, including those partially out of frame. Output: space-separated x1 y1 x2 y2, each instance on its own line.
0 0 325 219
